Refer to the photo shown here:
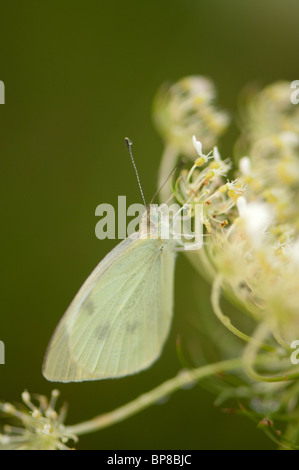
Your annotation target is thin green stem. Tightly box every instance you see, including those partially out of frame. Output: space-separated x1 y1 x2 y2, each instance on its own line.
66 357 243 437
211 276 274 352
158 144 178 201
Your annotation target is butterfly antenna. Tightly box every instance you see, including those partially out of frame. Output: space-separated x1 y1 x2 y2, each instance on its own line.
125 138 147 207
149 159 185 205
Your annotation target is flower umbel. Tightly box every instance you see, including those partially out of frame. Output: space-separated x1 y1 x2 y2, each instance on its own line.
153 76 230 157
0 390 77 450
174 136 241 233
153 75 230 199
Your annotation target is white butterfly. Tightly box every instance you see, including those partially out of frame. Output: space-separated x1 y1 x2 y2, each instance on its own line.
43 141 202 382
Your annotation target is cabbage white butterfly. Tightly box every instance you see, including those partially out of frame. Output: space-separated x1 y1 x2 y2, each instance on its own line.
43 139 201 382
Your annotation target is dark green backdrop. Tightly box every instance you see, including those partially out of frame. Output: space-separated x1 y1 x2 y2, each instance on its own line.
1 0 298 450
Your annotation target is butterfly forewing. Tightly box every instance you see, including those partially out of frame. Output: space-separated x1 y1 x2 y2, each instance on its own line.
43 235 176 382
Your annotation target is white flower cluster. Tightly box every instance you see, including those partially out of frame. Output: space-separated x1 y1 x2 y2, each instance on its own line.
169 80 299 384
0 390 77 450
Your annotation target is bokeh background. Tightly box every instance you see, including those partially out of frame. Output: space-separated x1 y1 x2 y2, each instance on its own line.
1 0 299 450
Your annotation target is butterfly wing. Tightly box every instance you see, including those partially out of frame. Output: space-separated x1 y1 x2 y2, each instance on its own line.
43 235 176 382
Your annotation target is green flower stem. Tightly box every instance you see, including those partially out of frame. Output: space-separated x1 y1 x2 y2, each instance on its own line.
66 357 244 437
211 276 275 353
158 144 178 201
243 322 299 383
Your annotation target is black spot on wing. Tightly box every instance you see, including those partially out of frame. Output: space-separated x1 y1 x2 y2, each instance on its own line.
82 299 95 315
95 324 110 340
125 321 139 334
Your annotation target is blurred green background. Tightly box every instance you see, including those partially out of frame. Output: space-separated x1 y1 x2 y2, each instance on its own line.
1 0 299 450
